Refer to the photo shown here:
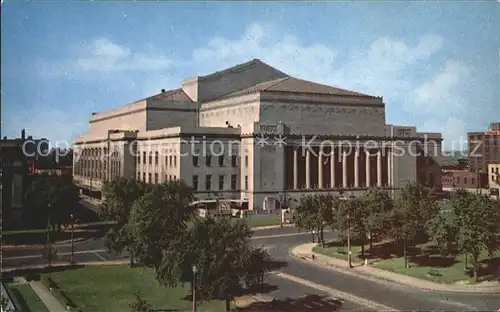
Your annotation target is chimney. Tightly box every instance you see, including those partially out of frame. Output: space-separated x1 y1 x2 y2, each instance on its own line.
161 89 166 93
21 129 26 140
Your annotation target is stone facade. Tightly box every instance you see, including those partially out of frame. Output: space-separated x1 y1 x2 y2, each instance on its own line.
73 59 443 210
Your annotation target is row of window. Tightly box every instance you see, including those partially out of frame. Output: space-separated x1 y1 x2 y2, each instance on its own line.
443 176 476 185
135 153 250 168
136 172 177 184
191 174 249 191
137 152 178 167
74 159 121 180
491 167 499 173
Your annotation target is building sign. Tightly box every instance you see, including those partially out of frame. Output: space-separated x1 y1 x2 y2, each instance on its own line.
485 130 500 136
396 128 413 137
259 124 277 133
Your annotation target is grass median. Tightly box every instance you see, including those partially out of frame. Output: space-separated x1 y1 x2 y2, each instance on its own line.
7 283 49 312
39 265 228 311
313 240 500 284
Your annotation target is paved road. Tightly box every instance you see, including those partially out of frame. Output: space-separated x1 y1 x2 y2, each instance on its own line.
3 227 500 311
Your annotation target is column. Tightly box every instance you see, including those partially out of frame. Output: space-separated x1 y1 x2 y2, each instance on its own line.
377 149 383 187
306 149 311 189
342 151 348 188
293 148 298 189
365 150 371 187
387 147 392 187
330 150 335 188
354 148 359 188
318 151 323 189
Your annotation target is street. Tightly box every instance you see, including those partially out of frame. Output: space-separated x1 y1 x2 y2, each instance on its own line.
3 226 500 311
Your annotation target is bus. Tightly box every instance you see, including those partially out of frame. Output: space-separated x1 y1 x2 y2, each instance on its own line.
189 199 249 218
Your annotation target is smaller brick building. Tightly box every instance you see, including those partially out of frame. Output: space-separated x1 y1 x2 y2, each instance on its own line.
441 169 484 190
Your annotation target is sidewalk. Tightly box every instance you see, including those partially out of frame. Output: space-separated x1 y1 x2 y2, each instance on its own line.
1 260 130 273
252 223 295 231
30 281 67 312
292 243 500 294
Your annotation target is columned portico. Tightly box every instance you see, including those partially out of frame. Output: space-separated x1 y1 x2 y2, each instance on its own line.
285 141 400 191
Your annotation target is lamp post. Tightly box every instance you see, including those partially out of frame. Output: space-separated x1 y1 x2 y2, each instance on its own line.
70 213 75 264
347 212 352 268
279 192 283 228
192 265 197 312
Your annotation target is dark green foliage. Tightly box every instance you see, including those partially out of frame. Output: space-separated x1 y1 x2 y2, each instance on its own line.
24 174 80 229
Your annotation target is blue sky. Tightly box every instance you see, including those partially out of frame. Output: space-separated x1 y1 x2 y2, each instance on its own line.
2 1 499 150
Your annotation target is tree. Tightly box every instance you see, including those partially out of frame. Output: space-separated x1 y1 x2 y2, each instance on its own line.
427 208 460 258
24 174 80 230
129 291 153 312
294 193 337 247
388 183 439 268
155 217 274 312
128 180 196 267
362 188 394 250
100 177 149 265
335 197 367 256
452 191 500 282
41 243 58 277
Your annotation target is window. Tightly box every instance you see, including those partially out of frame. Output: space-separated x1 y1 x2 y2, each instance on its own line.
143 172 146 181
142 152 146 163
155 173 159 184
464 177 468 185
165 174 168 182
231 156 237 167
206 155 212 167
219 155 224 167
137 153 141 164
165 156 168 167
169 156 173 167
472 177 475 185
456 177 460 184
205 174 212 190
148 173 152 183
155 152 159 165
193 156 199 167
219 175 224 190
173 156 177 167
231 174 237 190
244 175 248 190
492 167 495 173
137 172 140 181
148 152 152 165
192 175 199 190
169 175 172 181
245 156 248 167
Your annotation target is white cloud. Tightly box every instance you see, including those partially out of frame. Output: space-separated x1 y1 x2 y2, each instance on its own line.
190 23 476 147
39 38 172 76
411 60 470 114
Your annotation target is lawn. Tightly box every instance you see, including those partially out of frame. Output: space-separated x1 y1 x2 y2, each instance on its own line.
42 265 229 312
313 240 500 284
244 214 281 227
7 283 49 312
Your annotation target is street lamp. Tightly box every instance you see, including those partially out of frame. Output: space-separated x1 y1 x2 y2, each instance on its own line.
70 213 75 264
347 212 352 268
192 265 197 312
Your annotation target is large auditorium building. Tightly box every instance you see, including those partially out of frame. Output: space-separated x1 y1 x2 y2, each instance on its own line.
73 59 442 210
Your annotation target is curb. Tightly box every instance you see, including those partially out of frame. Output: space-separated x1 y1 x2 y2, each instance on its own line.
2 237 89 250
291 244 500 295
252 224 295 231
